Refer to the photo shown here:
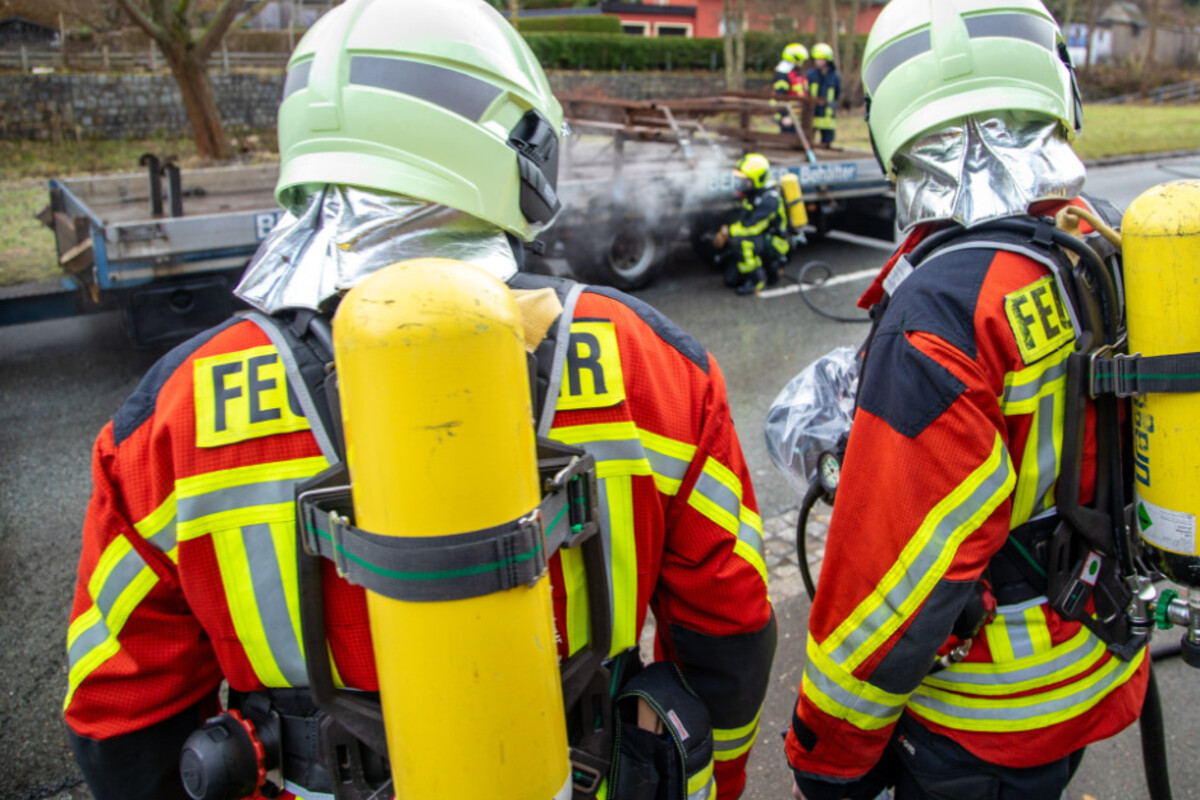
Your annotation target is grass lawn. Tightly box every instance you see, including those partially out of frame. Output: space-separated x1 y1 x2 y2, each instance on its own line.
833 103 1200 161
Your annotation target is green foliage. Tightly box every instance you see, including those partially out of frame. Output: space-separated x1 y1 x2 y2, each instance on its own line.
517 16 622 34
521 31 869 73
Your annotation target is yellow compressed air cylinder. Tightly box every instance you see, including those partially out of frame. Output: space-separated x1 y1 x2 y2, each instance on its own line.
780 172 809 229
333 258 570 799
1124 180 1200 589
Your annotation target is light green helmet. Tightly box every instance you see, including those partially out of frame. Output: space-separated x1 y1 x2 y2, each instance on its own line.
782 43 809 64
276 0 564 242
862 0 1082 178
811 42 834 62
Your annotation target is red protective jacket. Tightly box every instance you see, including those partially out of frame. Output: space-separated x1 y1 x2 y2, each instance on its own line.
786 215 1148 783
65 276 775 800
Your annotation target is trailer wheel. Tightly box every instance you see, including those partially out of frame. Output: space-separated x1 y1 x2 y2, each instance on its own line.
567 222 662 290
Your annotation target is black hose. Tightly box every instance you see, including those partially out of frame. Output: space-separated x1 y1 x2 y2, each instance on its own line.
795 482 823 601
793 261 872 324
1140 665 1173 800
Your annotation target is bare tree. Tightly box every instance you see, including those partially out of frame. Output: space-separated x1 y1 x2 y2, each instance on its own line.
114 0 272 160
839 0 862 104
827 0 838 63
722 0 746 90
1143 0 1162 68
1083 0 1103 67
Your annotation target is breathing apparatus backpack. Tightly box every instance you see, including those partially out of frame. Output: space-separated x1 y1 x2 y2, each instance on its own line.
848 197 1154 663
180 273 715 800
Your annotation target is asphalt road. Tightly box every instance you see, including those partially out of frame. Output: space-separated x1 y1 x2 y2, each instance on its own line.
4 156 1200 800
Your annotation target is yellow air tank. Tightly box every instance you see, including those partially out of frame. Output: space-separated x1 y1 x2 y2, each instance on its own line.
780 172 809 230
1124 180 1200 589
333 259 570 799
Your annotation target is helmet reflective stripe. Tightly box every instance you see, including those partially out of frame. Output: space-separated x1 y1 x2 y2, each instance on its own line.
349 56 503 122
864 13 1060 96
283 60 312 101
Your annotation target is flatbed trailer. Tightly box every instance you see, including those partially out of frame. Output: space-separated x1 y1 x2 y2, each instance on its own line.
4 94 894 344
3 161 283 346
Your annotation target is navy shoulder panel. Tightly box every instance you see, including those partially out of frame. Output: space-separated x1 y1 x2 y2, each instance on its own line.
885 246 993 359
858 327 966 439
584 286 710 374
113 317 241 446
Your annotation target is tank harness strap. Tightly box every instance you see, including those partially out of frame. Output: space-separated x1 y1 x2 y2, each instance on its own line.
295 440 601 602
1090 351 1200 398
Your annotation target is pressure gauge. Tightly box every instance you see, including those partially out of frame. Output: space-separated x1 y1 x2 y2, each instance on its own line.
817 450 841 495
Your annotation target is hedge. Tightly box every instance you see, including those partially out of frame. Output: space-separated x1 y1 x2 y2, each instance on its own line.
522 31 869 72
516 16 622 34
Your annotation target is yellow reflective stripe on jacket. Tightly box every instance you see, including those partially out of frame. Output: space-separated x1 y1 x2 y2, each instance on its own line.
175 457 328 541
687 759 716 800
730 215 772 238
713 709 760 761
823 435 1015 671
1000 348 1069 526
639 428 697 496
560 545 591 657
212 520 308 686
688 456 767 585
923 623 1106 696
910 646 1145 732
175 455 328 686
133 491 179 557
551 422 695 656
64 536 161 711
603 474 639 653
801 632 907 731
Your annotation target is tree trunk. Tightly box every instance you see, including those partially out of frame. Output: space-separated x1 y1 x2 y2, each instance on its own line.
1144 0 1160 68
729 0 739 88
1084 0 1100 68
723 0 745 91
166 49 232 160
827 0 838 64
509 0 518 27
840 0 861 105
723 0 735 90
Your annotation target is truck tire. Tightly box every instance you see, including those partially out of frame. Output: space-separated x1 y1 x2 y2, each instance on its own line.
567 222 662 291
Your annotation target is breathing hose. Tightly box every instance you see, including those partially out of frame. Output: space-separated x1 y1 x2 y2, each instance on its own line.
794 482 823 601
793 261 872 324
1140 665 1172 800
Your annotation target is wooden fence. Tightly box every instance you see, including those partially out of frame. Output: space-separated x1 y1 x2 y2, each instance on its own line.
0 44 289 73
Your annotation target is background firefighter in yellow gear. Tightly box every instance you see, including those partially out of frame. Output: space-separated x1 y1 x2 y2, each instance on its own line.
718 153 792 295
772 42 810 135
805 43 841 146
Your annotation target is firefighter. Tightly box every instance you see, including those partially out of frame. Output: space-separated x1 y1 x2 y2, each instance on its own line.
773 42 810 134
805 43 840 146
63 2 777 799
716 153 791 295
785 1 1147 799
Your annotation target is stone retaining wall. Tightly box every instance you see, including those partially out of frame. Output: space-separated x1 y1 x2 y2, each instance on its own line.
0 70 771 141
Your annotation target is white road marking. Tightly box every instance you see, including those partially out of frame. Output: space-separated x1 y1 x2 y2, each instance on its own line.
758 267 878 299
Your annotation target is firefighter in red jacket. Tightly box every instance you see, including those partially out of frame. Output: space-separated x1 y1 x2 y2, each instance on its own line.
63 2 776 799
785 1 1147 798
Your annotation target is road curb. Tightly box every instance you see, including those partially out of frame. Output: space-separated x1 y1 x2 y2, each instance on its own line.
1084 148 1200 168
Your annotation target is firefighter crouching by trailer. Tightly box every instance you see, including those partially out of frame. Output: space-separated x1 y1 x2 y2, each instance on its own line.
63 2 777 799
784 1 1148 798
714 153 793 296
